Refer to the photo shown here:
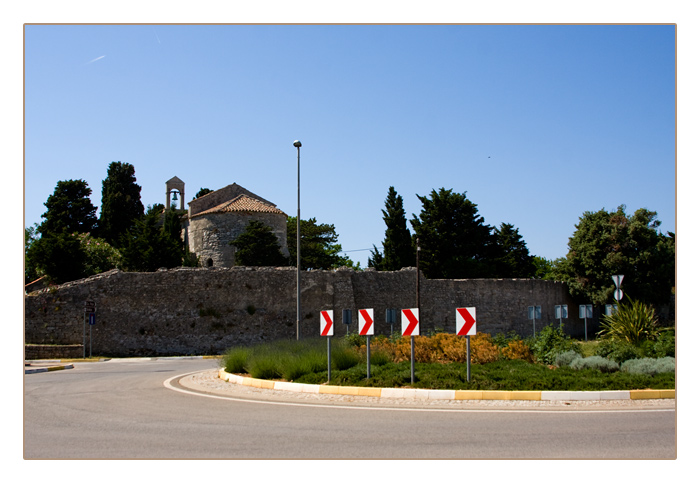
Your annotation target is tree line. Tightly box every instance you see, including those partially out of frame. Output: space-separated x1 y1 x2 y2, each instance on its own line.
25 165 675 309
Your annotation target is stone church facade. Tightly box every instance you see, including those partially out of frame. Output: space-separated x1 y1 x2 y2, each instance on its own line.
166 177 289 268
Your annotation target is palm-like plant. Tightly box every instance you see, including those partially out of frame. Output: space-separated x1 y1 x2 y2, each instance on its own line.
597 299 661 345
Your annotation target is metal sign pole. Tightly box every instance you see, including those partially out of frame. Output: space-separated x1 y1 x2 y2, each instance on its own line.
366 335 371 379
327 337 331 383
83 311 86 359
466 335 471 382
410 336 415 384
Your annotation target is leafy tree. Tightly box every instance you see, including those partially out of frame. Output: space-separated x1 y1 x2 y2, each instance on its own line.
532 256 556 280
410 188 496 279
75 233 122 276
493 223 535 278
368 186 414 271
25 224 41 284
194 188 213 199
119 211 182 271
287 217 356 270
230 220 288 266
98 162 144 247
38 179 97 236
553 205 674 306
26 230 87 284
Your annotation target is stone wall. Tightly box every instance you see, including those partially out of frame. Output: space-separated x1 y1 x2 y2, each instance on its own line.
24 267 586 357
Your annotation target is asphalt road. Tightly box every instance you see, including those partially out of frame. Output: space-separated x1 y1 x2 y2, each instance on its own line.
23 358 676 459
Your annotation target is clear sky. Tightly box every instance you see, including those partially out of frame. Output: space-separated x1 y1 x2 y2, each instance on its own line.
24 24 675 267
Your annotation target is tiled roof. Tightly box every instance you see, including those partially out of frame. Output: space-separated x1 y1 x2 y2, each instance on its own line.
190 194 286 218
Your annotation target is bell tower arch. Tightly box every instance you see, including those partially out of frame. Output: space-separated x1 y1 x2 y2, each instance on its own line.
165 176 185 210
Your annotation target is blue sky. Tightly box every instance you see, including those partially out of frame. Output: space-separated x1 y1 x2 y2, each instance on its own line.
24 24 676 267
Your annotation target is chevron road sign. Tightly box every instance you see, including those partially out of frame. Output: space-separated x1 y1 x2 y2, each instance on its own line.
401 308 420 336
456 307 476 336
320 310 334 336
358 309 374 336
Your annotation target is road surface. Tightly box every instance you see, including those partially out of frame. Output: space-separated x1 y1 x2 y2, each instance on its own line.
24 358 676 459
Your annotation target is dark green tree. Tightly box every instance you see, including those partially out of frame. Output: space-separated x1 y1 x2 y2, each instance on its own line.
493 223 536 278
119 211 182 271
369 186 414 271
194 188 213 199
553 205 675 306
230 220 288 266
410 188 496 279
38 179 97 236
98 162 144 247
25 230 87 284
532 256 556 280
287 217 356 270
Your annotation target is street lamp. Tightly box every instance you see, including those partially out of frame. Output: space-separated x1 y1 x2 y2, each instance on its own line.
294 140 302 340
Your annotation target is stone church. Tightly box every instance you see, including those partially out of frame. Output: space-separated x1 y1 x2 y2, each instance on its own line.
165 176 289 268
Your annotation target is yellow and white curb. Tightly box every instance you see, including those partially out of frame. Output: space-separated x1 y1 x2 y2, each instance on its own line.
218 369 675 401
25 363 74 374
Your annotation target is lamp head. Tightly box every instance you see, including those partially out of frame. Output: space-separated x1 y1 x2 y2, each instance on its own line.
293 140 302 148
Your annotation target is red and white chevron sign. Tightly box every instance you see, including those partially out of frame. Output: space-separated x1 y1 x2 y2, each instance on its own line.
401 308 420 336
456 307 476 336
320 310 334 336
358 308 374 336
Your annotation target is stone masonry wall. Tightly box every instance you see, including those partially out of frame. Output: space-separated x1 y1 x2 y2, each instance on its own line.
24 267 585 357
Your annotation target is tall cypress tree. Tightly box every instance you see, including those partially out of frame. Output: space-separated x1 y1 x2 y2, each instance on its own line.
411 188 495 279
369 186 414 271
38 179 97 236
98 162 144 247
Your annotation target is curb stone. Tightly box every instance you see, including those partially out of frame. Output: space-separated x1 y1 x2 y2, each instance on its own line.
218 369 675 401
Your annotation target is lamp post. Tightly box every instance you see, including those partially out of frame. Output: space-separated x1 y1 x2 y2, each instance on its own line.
294 140 302 340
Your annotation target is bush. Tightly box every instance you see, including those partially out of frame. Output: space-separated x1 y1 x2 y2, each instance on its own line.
554 350 582 368
222 347 250 373
247 355 282 379
641 330 675 358
570 356 619 373
282 351 327 381
501 339 534 363
598 298 661 345
332 346 361 370
621 357 675 376
594 339 642 364
529 325 580 365
470 332 500 364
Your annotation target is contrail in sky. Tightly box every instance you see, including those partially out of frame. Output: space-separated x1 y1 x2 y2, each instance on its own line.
86 55 106 64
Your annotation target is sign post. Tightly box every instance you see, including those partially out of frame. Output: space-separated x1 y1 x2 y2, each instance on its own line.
456 307 476 382
579 304 593 341
612 274 624 303
320 310 334 382
528 305 541 337
359 309 374 379
89 312 96 358
342 309 352 335
84 301 95 358
402 308 420 384
385 309 396 336
555 304 568 329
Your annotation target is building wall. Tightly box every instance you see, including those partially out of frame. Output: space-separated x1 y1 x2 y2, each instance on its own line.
24 267 586 358
187 212 289 267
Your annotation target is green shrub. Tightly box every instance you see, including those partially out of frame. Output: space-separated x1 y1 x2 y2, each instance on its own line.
247 355 282 379
598 298 661 345
554 350 582 368
594 339 642 364
282 351 327 381
640 330 675 358
370 349 392 366
332 346 361 370
621 357 675 376
344 333 366 348
222 347 250 373
570 356 619 373
528 325 581 365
